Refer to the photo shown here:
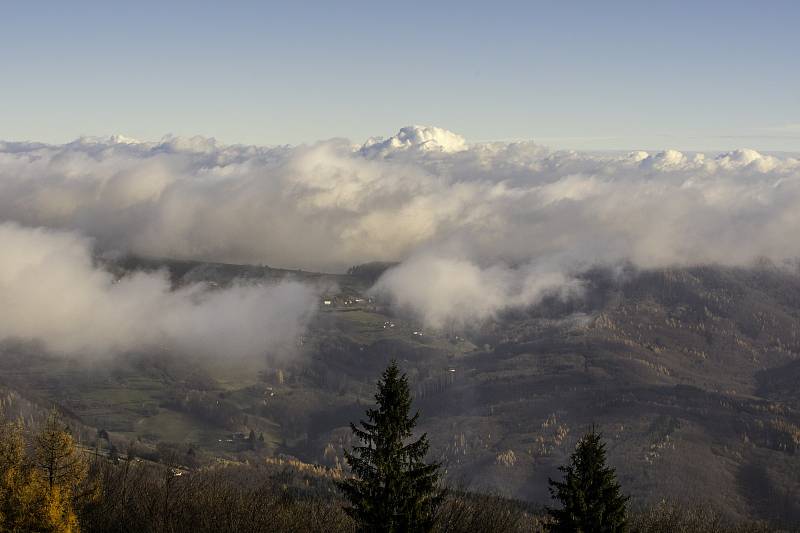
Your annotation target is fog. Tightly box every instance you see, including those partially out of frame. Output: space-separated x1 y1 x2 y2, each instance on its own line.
0 223 316 358
2 125 799 336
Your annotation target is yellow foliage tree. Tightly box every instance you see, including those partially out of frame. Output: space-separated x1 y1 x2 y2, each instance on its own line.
0 421 53 531
31 411 87 532
0 421 30 528
34 412 87 491
0 412 87 532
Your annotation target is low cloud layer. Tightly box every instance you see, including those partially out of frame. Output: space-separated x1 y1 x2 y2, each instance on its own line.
371 254 582 329
2 125 800 330
0 223 316 358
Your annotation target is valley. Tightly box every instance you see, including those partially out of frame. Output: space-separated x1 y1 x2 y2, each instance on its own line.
2 259 800 524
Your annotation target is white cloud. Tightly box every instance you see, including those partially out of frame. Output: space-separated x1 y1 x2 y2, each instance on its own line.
1 127 799 329
0 223 316 358
371 254 582 329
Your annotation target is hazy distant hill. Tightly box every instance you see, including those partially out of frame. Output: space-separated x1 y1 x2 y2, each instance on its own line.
411 265 800 524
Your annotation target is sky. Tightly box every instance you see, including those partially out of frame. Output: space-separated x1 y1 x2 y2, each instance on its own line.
1 1 799 151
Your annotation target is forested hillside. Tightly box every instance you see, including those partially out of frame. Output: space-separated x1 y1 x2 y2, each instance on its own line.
2 259 800 528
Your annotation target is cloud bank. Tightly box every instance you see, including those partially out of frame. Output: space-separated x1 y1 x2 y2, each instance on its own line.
371 254 583 329
2 125 800 331
0 223 316 358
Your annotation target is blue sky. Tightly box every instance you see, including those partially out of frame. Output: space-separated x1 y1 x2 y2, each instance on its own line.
1 1 798 151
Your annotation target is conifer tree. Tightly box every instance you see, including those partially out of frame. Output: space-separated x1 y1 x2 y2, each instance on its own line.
34 411 87 491
0 418 83 532
32 411 87 532
548 427 629 532
0 421 37 529
338 360 444 532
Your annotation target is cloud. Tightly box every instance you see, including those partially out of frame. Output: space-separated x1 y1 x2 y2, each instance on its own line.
0 223 317 358
371 253 582 329
1 126 799 328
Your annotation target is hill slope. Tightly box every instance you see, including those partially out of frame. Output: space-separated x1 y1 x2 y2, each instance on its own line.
2 260 800 524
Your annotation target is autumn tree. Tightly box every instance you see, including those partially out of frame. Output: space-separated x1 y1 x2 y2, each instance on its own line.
0 421 42 529
31 411 88 532
548 427 629 532
0 416 88 532
34 412 87 491
338 360 444 532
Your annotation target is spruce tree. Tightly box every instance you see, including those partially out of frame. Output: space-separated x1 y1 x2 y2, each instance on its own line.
548 427 629 532
338 360 445 532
